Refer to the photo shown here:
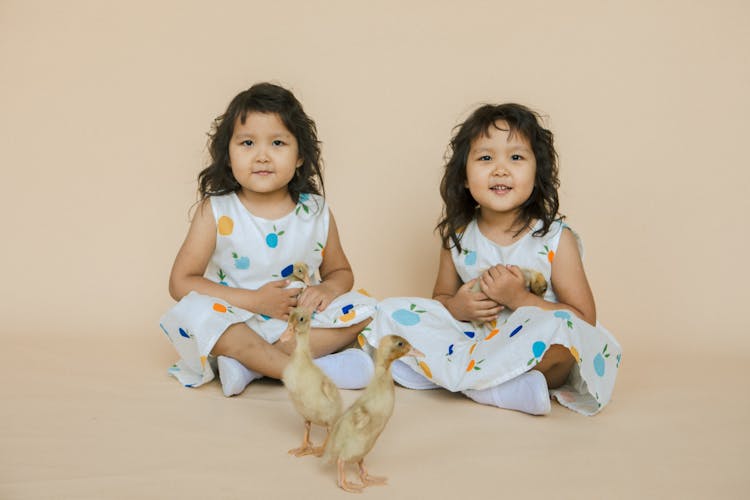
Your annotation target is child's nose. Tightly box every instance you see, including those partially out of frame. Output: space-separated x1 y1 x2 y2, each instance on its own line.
492 163 509 176
256 146 270 162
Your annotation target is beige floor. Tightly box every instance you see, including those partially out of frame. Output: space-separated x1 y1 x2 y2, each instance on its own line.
2 333 746 500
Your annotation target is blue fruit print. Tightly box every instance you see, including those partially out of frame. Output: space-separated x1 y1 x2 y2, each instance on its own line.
265 225 285 248
462 249 477 266
260 314 271 321
594 344 610 377
232 252 250 270
447 344 455 356
527 340 547 366
178 327 191 339
554 310 574 328
280 264 294 278
509 324 523 337
392 303 426 326
217 269 229 286
295 193 312 215
532 341 547 358
463 331 475 339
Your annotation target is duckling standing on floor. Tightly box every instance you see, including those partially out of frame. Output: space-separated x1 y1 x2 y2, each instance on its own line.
470 265 547 331
281 307 343 457
324 335 424 493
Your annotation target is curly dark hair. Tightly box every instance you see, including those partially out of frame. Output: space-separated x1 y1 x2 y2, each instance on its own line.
436 103 561 252
197 82 323 203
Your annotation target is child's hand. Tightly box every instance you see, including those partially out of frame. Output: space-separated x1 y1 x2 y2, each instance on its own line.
253 279 300 320
447 279 504 323
297 283 337 313
479 265 529 309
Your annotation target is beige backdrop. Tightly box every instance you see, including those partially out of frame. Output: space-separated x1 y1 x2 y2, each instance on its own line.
2 1 748 498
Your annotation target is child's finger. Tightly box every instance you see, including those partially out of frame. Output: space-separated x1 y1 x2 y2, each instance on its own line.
505 265 523 278
269 279 290 288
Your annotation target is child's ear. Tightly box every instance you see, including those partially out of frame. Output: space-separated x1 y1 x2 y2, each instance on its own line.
296 157 303 168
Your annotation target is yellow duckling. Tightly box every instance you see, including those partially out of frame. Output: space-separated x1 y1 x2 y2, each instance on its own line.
289 261 311 287
281 307 342 457
324 335 424 493
470 266 547 331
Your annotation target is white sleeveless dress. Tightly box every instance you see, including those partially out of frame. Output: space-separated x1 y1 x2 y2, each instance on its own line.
159 193 377 388
364 219 621 415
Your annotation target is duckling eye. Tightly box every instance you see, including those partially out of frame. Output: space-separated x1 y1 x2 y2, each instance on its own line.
397 341 404 347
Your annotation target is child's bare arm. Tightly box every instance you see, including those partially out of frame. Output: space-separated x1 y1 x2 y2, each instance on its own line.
298 211 353 312
168 199 298 319
548 228 596 324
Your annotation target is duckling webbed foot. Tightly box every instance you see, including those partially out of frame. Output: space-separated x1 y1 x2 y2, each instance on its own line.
288 421 318 457
337 459 364 493
358 460 387 486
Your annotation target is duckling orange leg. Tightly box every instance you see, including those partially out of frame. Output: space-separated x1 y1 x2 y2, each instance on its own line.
311 428 330 457
357 459 387 486
337 459 364 493
288 421 315 456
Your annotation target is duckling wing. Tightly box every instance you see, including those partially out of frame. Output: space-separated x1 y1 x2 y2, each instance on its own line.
322 378 342 408
351 405 371 431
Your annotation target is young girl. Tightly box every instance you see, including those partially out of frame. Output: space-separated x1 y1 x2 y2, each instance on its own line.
160 82 376 397
364 103 621 415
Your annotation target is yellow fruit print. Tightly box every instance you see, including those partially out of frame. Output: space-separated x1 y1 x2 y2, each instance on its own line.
538 245 554 263
569 345 581 363
466 358 485 372
484 329 500 340
357 333 366 347
200 356 207 369
212 302 234 314
339 311 356 322
418 361 433 378
357 288 372 297
338 304 356 322
217 216 234 236
469 343 477 355
314 241 325 258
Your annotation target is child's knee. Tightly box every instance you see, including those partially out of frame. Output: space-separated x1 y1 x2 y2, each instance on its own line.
211 323 264 358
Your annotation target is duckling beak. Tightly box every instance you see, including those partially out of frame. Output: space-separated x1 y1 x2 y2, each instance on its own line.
406 346 425 358
279 328 294 343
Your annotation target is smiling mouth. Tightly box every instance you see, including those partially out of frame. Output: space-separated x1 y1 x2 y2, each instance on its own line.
490 185 512 192
253 170 274 175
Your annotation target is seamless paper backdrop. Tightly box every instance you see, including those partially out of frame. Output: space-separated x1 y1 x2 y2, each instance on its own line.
1 0 747 356
1 2 749 499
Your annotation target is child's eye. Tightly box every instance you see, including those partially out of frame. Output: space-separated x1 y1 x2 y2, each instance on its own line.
272 140 285 146
511 154 523 161
241 140 253 147
478 155 492 161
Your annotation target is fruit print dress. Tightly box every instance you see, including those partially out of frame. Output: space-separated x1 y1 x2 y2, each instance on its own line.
159 193 377 388
365 219 621 415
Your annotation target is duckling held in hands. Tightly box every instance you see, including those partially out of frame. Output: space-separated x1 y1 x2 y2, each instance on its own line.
470 266 547 331
281 307 342 457
290 261 311 287
324 335 424 493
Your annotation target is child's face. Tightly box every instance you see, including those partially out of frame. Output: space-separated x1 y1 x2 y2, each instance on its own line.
228 112 303 198
465 120 536 221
